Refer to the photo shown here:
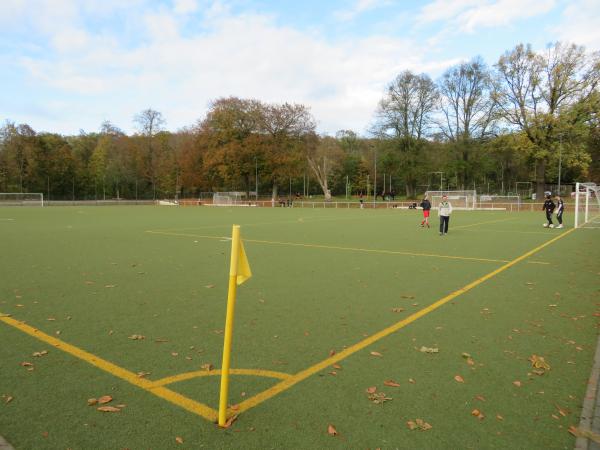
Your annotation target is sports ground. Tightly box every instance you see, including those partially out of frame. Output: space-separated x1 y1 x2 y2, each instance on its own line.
1 205 599 449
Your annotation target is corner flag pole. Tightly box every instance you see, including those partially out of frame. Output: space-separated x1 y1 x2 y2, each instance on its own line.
218 224 251 427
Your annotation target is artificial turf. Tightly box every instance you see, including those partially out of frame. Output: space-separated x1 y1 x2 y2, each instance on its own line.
0 205 598 449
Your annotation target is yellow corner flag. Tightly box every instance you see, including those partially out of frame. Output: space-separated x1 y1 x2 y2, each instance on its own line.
218 225 251 427
236 239 252 285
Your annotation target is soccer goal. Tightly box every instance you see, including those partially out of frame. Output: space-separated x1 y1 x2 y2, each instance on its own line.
574 182 600 228
0 193 44 207
478 195 521 210
425 190 477 210
212 192 244 206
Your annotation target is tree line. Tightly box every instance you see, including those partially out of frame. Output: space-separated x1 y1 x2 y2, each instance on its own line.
1 42 599 201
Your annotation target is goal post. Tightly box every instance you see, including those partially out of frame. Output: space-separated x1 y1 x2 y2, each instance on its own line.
0 193 44 207
425 190 477 210
574 182 600 228
212 192 245 206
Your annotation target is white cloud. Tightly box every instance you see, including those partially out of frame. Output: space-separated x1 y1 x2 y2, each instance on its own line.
14 7 448 135
555 0 600 50
417 0 556 33
334 0 391 22
173 0 198 15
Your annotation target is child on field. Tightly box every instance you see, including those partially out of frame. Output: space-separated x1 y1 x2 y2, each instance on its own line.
438 195 452 235
555 194 564 229
420 195 431 228
542 194 556 228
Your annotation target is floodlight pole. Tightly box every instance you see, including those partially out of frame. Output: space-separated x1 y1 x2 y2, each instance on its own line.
558 136 562 195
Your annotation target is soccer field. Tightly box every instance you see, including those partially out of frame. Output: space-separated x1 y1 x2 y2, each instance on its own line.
1 205 599 449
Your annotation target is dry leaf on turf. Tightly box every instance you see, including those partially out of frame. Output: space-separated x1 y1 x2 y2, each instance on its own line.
454 375 465 383
370 351 383 357
368 392 392 404
513 381 522 387
391 307 405 313
32 351 48 357
384 380 401 387
333 364 342 370
366 386 377 394
329 349 336 356
471 409 481 417
407 419 432 431
408 378 416 384
496 415 504 421
175 437 184 444
222 415 238 428
419 346 439 353
201 363 213 371
97 406 120 412
87 398 98 406
98 395 113 404
327 424 338 436
528 354 551 371
128 334 145 340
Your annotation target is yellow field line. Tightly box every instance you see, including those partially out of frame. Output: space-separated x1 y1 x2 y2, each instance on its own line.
452 217 514 229
151 369 292 388
232 228 576 418
146 230 513 264
0 315 219 422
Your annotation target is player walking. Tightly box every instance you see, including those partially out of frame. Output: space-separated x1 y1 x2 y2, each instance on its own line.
420 195 431 228
542 194 556 228
555 194 564 229
438 195 452 235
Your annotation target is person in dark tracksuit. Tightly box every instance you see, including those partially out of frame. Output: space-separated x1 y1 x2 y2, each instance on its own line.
420 196 432 228
542 194 556 228
555 195 564 229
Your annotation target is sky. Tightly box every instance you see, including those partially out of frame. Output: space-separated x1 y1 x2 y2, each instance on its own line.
1 0 599 137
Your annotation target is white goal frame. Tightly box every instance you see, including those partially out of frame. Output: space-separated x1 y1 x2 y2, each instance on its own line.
212 192 245 206
574 182 600 228
425 190 477 210
0 193 44 207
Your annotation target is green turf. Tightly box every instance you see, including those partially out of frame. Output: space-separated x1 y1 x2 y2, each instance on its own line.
0 205 598 449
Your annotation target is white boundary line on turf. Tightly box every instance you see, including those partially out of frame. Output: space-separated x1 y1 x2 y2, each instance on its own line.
575 334 600 449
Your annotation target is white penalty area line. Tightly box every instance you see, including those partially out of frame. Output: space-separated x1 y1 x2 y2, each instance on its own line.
0 218 15 221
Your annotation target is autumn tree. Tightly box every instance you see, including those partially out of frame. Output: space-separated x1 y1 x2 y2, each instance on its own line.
374 70 438 197
495 42 600 197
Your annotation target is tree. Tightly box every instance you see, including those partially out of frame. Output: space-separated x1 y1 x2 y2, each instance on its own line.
374 71 438 197
438 57 498 188
495 42 600 197
134 109 166 199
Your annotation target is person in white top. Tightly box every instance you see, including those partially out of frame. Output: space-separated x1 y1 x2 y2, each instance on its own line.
438 195 453 235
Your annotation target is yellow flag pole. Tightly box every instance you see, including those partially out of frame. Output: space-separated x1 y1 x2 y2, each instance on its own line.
218 224 240 427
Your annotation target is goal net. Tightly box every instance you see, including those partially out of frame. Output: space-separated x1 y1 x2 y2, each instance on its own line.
212 192 244 206
425 190 477 210
574 182 600 229
0 193 44 207
478 195 521 209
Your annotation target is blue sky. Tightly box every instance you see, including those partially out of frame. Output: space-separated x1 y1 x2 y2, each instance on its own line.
1 0 599 136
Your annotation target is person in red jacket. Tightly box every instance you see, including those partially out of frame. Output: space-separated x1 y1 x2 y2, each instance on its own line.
419 195 431 228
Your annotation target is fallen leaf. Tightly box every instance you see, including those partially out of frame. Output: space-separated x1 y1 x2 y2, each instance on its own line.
104 285 116 288
475 395 486 402
87 398 98 406
230 404 240 411
20 362 33 367
136 372 151 378
461 352 472 358
366 386 377 394
329 349 336 356
128 334 145 340
205 284 215 289
97 406 120 412
408 378 416 384
401 294 415 299
221 414 238 428
329 371 337 376
175 437 184 444
47 317 56 321
370 351 383 357
368 392 392 404
528 354 551 371
333 364 342 370
496 415 504 421
471 409 481 417
116 404 127 408
454 375 465 383
384 380 401 387
201 363 213 371
171 352 179 357
407 418 432 431
32 350 48 357
98 395 113 404
513 381 522 387
391 307 405 313
419 346 439 353
3 395 13 404
327 424 338 436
